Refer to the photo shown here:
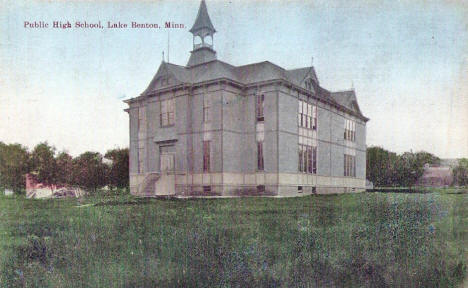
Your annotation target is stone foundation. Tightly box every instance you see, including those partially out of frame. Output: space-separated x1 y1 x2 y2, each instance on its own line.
131 172 365 197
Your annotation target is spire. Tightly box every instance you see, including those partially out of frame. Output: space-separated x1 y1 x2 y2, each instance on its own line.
190 0 216 34
187 0 217 66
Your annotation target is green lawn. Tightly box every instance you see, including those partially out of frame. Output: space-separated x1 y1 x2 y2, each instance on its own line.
0 191 466 287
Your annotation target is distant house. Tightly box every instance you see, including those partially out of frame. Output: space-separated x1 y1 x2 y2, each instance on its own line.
417 164 453 187
25 174 85 199
26 174 59 198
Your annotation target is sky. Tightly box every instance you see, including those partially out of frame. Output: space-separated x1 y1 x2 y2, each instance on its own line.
0 0 467 158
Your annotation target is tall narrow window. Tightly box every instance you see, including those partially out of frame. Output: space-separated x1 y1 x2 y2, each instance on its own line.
344 155 347 176
138 107 144 133
137 107 145 174
203 95 211 122
312 146 317 174
298 145 304 172
344 119 356 141
344 154 356 177
203 141 210 172
138 141 144 174
312 105 317 130
298 144 316 174
256 94 264 121
160 98 175 127
353 156 356 177
298 99 317 131
257 141 264 171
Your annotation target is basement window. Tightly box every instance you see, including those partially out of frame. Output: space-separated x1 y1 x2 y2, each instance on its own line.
203 186 211 193
298 186 303 193
257 185 265 194
312 187 317 194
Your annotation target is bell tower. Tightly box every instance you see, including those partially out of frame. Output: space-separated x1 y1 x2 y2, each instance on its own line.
187 0 217 66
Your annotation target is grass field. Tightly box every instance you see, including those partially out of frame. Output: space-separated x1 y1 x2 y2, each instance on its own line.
0 190 466 287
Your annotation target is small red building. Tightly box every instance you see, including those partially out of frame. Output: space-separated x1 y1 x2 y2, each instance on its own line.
25 174 60 198
417 164 453 187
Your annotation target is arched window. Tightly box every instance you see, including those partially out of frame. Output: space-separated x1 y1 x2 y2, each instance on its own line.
194 36 202 49
205 35 213 46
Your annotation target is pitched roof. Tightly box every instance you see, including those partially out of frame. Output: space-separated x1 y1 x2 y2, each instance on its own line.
138 60 368 121
330 90 364 117
287 67 318 86
144 60 319 90
236 61 289 84
190 0 216 33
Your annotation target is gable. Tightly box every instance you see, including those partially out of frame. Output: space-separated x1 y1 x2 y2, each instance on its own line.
286 67 319 90
141 62 185 95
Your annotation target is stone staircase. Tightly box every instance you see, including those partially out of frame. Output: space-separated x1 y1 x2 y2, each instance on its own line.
138 172 160 196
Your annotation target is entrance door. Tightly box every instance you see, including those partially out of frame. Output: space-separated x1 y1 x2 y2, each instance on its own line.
160 145 175 172
160 153 174 172
157 145 176 195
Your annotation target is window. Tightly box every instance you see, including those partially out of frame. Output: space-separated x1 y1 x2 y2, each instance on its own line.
298 100 317 130
305 79 315 92
203 185 211 193
298 144 317 174
160 98 175 127
298 186 303 193
203 141 210 172
257 141 264 171
256 94 264 121
344 154 356 177
344 119 356 142
137 107 145 173
257 185 265 193
138 141 144 174
138 107 145 133
203 95 211 122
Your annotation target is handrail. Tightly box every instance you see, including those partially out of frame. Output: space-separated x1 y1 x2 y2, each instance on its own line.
137 172 160 195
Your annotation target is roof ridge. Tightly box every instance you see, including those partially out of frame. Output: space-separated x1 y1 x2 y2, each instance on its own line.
332 89 355 94
287 66 314 71
166 62 186 68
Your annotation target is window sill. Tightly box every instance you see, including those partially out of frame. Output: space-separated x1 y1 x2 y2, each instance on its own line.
160 124 175 128
298 126 317 131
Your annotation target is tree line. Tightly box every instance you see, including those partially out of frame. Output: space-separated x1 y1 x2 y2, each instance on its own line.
366 146 467 187
1 141 466 194
0 142 129 194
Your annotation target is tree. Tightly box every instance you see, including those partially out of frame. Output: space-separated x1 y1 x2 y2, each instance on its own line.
366 146 398 186
30 142 57 186
394 151 440 188
395 152 421 188
104 148 129 189
0 142 31 193
55 151 74 186
452 158 468 186
71 152 107 192
367 147 440 188
415 151 440 167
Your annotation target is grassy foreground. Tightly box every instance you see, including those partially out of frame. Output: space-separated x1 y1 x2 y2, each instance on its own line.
0 191 466 287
